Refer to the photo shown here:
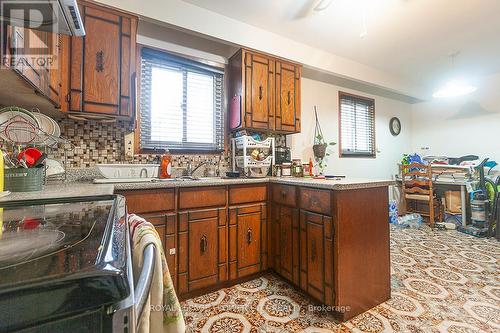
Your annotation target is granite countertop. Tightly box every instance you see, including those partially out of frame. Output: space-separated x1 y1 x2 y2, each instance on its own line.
0 177 394 202
0 183 114 203
112 176 394 191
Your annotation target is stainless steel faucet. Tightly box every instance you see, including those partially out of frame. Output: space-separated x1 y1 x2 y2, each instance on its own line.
185 161 209 177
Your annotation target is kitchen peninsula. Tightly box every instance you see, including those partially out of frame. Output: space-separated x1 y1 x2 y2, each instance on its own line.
114 177 392 321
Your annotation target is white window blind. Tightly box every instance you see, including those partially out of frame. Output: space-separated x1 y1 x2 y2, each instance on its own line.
339 92 376 157
140 48 224 152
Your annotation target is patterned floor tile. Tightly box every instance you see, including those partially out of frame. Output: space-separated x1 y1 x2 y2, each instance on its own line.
182 225 500 332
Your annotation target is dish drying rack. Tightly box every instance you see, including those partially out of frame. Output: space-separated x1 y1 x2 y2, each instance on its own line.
0 107 74 183
231 136 275 176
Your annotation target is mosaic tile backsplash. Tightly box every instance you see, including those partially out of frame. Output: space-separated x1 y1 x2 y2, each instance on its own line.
48 118 285 175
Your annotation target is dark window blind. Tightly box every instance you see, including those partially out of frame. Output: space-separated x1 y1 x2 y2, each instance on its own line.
140 48 224 152
339 92 375 157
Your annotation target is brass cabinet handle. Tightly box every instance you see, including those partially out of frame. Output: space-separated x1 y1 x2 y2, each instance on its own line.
96 50 104 72
310 198 319 207
287 91 291 105
281 191 286 198
247 228 253 244
259 85 263 100
200 235 207 253
311 239 316 261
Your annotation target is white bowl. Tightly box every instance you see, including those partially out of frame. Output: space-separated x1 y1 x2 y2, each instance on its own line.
97 164 159 179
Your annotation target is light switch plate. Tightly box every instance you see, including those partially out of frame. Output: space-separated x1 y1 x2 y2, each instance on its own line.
169 248 176 255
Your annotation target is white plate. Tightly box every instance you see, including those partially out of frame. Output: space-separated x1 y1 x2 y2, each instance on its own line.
0 107 40 144
45 159 65 176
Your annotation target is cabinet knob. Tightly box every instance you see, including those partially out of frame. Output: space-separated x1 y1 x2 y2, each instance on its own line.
247 228 253 244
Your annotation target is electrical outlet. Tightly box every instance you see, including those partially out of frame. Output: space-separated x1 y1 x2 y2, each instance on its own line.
124 132 134 160
169 248 176 255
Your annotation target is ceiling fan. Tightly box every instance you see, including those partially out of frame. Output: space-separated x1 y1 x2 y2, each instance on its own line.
293 0 335 19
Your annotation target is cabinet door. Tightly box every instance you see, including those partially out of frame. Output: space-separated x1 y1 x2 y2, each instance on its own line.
300 210 334 305
229 204 266 279
244 51 275 130
276 61 301 133
178 208 227 295
69 2 136 116
189 218 218 281
277 205 299 285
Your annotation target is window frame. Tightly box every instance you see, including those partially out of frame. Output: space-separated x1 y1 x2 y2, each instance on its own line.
135 44 226 154
338 91 376 158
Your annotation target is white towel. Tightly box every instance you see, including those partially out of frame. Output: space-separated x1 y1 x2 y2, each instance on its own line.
129 214 185 333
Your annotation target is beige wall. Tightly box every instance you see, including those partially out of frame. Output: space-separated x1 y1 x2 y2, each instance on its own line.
288 78 413 179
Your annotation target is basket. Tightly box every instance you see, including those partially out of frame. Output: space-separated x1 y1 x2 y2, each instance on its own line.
4 167 44 192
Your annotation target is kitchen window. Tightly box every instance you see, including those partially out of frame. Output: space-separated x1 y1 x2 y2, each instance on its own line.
339 92 376 157
139 48 224 152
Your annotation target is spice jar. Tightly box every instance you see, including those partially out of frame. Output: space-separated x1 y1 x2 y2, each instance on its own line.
274 164 282 177
292 159 303 177
302 163 311 177
281 162 292 177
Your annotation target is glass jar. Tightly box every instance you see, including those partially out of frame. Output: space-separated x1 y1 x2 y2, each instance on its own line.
281 163 292 177
274 164 282 177
292 159 303 177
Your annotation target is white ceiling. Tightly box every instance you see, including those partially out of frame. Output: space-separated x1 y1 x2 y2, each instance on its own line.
182 0 500 91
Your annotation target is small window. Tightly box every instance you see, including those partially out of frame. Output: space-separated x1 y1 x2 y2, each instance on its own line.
139 48 224 152
339 92 376 157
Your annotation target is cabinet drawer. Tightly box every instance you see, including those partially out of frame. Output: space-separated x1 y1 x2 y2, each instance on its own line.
300 187 332 215
229 184 267 205
179 187 226 209
272 184 296 206
119 189 175 213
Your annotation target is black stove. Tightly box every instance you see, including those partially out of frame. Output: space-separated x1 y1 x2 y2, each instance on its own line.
0 195 134 333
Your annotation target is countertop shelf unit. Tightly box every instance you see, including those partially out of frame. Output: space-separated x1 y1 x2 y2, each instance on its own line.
231 136 275 172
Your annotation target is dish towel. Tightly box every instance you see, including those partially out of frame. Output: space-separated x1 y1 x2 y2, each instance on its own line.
129 214 185 333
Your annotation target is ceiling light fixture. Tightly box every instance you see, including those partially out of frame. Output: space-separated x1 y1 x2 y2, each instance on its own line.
313 0 334 12
432 80 477 98
433 52 477 98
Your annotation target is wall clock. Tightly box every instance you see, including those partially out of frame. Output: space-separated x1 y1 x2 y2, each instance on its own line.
389 117 401 136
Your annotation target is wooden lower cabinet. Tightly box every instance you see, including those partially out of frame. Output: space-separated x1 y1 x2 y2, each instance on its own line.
228 203 267 279
178 208 228 295
299 210 334 305
118 183 390 320
271 204 299 286
116 189 178 290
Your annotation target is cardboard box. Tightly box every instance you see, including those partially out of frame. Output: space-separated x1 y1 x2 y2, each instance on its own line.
445 191 462 214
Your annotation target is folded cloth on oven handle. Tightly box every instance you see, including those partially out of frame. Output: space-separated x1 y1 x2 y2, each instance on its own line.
135 243 156 326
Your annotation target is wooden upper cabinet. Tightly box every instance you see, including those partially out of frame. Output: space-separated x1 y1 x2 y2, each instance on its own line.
4 26 65 108
244 51 275 130
275 61 301 133
228 49 301 133
68 1 137 116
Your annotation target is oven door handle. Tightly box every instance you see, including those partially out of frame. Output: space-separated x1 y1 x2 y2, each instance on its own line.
135 243 156 326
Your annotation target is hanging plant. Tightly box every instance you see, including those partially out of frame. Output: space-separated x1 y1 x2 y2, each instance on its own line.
313 106 336 160
312 106 336 174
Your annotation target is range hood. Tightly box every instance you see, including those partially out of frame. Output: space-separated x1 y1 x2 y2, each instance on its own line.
0 0 85 36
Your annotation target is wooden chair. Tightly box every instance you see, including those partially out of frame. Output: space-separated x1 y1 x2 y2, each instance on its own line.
401 162 442 228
